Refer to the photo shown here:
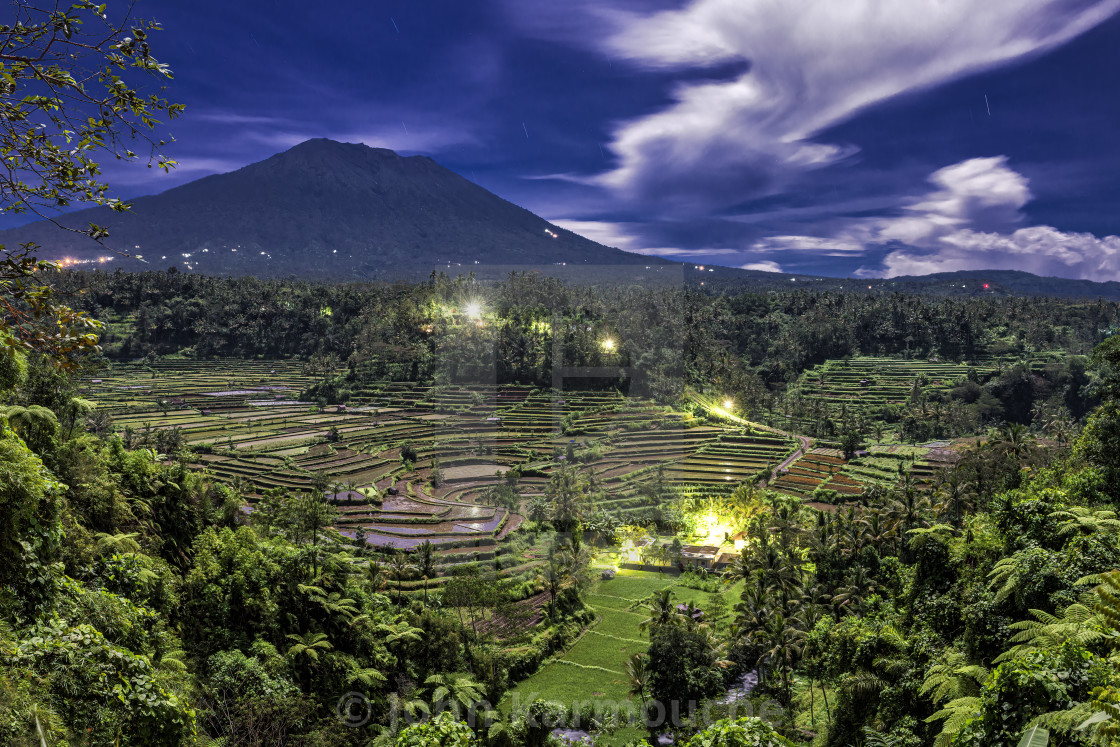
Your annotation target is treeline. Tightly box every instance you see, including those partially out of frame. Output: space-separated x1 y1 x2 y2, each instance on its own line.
55 270 1120 393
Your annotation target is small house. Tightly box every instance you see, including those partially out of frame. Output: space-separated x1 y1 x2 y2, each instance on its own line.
680 545 720 569
715 552 738 570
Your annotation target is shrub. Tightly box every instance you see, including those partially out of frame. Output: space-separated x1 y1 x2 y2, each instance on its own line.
396 712 475 747
682 717 793 747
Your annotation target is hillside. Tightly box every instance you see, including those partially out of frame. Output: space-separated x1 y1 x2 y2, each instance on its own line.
0 138 662 279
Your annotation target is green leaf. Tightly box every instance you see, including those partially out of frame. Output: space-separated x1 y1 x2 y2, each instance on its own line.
1076 711 1112 730
1017 726 1049 747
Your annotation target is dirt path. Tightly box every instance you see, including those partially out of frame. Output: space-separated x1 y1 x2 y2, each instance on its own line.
766 432 812 485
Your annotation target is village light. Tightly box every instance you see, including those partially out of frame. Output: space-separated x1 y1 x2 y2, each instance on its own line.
464 301 482 319
601 338 616 352
723 399 733 410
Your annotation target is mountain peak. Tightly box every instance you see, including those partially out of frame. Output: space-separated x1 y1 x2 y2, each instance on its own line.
282 137 403 159
0 142 658 279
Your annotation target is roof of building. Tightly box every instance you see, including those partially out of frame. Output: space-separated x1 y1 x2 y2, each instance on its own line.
715 552 738 567
680 545 720 558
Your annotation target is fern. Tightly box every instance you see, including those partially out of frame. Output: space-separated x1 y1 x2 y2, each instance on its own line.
926 696 982 747
996 602 1103 662
989 555 1022 604
921 650 988 704
1017 570 1120 746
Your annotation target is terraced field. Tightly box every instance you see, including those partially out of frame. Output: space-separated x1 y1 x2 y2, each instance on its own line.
87 358 964 584
774 356 1032 434
500 569 744 741
84 360 798 583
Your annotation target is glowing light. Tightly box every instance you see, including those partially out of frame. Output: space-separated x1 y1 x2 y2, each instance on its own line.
983 283 990 289
723 399 733 410
601 338 616 352
464 301 482 319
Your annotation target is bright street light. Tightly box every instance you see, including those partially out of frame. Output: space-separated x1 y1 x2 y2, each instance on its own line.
723 399 734 410
464 301 482 318
601 338 616 352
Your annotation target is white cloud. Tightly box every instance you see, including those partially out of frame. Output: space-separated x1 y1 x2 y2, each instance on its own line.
191 111 295 126
756 156 1120 280
740 261 782 273
880 226 1120 278
548 219 642 251
632 247 743 256
561 0 1120 211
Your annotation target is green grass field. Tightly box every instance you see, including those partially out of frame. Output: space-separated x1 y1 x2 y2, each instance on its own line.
501 569 743 718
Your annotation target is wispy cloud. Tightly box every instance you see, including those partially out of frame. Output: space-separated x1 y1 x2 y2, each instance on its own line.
191 111 296 126
548 219 643 251
513 0 1120 214
757 156 1120 280
741 261 782 272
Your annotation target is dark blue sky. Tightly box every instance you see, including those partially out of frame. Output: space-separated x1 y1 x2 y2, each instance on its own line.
87 0 1120 279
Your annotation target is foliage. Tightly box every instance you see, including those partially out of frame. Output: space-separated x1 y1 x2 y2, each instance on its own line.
395 711 477 747
0 0 183 364
681 716 793 747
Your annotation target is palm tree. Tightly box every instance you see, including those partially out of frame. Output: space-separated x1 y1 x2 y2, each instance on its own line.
389 550 416 605
999 423 1034 462
933 470 970 527
285 631 332 691
888 479 932 534
756 611 806 706
831 565 880 617
637 588 676 634
627 653 657 743
2 404 58 451
366 557 387 592
417 540 436 603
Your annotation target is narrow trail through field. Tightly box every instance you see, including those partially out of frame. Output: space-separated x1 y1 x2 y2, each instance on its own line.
765 431 812 486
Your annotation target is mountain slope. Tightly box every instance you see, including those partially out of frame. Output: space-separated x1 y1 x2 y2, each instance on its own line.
0 138 660 278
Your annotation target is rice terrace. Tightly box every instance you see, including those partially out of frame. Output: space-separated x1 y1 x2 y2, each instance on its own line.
84 356 978 566
8 4 1120 742
75 350 1011 739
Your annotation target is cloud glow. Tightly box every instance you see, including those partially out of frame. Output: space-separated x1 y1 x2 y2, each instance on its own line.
574 0 1120 212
